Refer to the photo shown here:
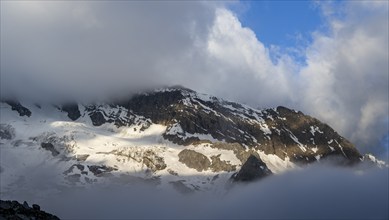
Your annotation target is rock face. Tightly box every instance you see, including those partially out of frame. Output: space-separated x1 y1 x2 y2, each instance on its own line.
4 101 31 117
61 103 81 121
178 149 211 172
0 200 60 220
114 87 361 165
232 155 272 182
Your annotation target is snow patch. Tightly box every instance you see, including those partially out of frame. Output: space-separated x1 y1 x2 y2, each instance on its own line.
257 151 295 173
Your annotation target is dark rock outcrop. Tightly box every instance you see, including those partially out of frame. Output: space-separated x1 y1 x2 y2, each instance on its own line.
87 165 118 177
0 200 60 220
232 155 272 182
89 111 106 126
4 101 31 117
41 142 60 156
61 103 81 121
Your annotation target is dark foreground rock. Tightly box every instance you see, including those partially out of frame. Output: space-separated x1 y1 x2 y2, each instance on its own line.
0 200 60 220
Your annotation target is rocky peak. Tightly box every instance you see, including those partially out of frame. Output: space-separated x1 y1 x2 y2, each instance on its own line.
1 86 363 167
231 155 272 182
117 87 361 164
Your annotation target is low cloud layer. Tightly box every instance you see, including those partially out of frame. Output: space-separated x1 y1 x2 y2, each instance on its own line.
3 165 388 219
1 1 388 156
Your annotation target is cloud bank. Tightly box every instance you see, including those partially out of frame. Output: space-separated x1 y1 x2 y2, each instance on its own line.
3 165 388 219
1 1 388 156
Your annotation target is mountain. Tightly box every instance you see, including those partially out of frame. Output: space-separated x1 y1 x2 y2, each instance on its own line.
0 86 383 196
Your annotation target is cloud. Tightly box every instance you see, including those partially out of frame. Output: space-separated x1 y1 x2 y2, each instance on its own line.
299 1 389 156
0 1 217 101
1 1 388 156
3 165 388 219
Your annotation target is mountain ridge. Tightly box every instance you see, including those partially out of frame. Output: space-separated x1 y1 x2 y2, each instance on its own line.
0 86 384 196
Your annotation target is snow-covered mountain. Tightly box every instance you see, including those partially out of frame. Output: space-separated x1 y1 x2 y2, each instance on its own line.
0 86 384 197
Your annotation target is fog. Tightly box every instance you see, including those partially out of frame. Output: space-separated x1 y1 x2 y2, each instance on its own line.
3 165 388 219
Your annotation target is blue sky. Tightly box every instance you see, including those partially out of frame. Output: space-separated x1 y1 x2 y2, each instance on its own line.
230 1 323 60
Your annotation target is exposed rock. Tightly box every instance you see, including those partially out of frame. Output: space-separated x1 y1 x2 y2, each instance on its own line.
61 103 81 121
41 142 60 156
88 165 118 177
0 124 15 140
0 200 60 220
142 150 167 172
178 149 211 172
4 101 31 117
89 111 106 126
232 155 272 182
210 154 236 172
121 88 361 165
272 106 361 164
32 204 40 211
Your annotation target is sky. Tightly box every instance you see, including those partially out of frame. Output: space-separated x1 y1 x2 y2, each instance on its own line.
0 1 388 158
232 1 322 47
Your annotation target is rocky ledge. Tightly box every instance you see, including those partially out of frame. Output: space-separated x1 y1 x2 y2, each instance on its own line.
0 200 60 220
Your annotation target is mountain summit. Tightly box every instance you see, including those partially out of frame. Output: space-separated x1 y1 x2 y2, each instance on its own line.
0 86 377 194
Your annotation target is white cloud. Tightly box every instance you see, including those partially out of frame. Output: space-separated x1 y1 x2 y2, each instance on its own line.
1 1 387 155
299 1 388 155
